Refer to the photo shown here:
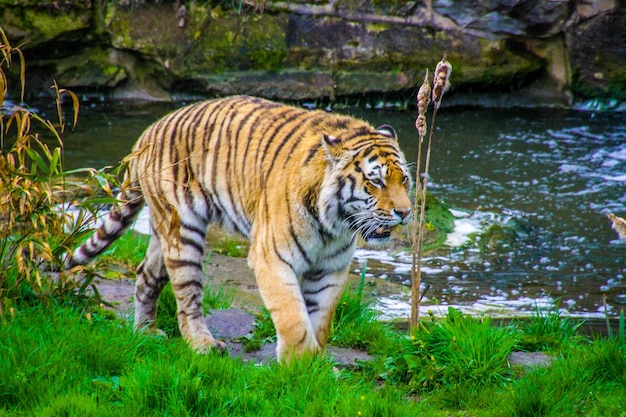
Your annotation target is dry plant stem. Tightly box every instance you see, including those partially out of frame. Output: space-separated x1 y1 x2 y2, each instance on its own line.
410 145 423 326
603 293 612 337
412 109 439 327
410 71 430 328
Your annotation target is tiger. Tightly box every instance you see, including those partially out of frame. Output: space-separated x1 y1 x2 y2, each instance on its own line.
65 95 412 361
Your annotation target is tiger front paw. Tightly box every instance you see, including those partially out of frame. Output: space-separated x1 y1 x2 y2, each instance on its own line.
190 336 228 354
276 336 321 362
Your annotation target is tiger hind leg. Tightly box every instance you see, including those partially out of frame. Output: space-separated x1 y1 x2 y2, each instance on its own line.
156 210 226 353
134 230 169 335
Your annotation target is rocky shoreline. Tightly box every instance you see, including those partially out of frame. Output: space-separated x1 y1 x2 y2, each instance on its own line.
1 0 624 108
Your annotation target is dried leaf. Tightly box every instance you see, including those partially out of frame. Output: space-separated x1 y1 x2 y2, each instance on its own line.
168 207 181 245
58 87 80 129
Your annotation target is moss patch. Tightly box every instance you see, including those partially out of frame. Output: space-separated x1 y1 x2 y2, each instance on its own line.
184 12 287 74
23 8 90 40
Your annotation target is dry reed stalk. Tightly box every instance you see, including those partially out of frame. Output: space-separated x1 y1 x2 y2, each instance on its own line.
410 56 451 329
410 70 430 326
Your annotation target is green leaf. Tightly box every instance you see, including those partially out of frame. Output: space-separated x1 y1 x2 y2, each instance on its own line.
25 147 50 176
76 197 120 207
49 147 61 175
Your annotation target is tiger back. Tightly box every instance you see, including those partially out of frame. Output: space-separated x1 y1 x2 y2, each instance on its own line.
66 95 412 361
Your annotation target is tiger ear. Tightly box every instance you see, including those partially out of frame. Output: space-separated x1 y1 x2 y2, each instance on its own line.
322 133 342 147
377 125 397 140
321 133 344 161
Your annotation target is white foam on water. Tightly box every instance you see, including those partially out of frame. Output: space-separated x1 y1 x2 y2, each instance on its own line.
445 217 480 247
374 293 607 321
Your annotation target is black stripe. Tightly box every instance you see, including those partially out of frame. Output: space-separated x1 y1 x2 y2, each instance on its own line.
341 126 372 142
223 101 253 231
268 113 323 173
255 108 304 177
206 99 246 231
323 239 354 260
239 103 272 178
303 143 321 165
169 259 203 270
183 102 210 158
303 269 325 281
289 224 312 266
181 221 206 237
286 192 312 266
168 114 184 200
358 143 399 160
179 236 204 254
172 280 203 291
142 269 168 289
303 284 336 295
302 186 320 221
302 187 334 240
305 298 319 314
272 235 297 272
212 97 247 234
334 176 346 201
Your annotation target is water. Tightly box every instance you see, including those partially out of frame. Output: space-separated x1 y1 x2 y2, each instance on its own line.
32 99 626 320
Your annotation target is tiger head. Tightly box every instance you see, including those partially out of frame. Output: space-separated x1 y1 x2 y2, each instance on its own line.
319 124 413 245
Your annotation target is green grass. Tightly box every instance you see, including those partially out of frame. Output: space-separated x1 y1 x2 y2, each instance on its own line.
0 306 435 417
515 301 584 353
237 307 277 352
99 231 150 269
330 263 394 353
505 338 626 417
210 235 249 258
1 295 625 416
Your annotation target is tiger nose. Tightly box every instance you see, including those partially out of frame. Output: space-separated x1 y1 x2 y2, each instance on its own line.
393 207 412 220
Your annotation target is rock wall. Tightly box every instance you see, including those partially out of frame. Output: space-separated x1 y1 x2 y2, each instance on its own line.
1 0 624 107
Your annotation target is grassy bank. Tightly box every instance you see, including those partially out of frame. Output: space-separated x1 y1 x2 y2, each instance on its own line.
1 289 625 417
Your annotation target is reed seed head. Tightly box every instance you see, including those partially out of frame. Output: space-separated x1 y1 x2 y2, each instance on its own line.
416 69 431 117
415 114 427 140
432 56 451 109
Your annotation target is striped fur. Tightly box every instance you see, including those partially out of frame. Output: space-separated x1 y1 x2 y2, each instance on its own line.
66 96 412 360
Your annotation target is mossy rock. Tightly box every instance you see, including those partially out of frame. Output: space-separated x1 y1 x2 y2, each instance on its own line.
476 217 533 254
448 39 543 90
335 71 414 95
1 5 90 46
383 193 455 253
184 13 288 74
54 48 128 88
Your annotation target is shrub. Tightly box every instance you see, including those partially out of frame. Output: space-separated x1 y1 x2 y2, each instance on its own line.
0 27 120 317
383 307 517 395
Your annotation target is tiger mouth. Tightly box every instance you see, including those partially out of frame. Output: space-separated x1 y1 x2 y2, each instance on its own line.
363 226 393 244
